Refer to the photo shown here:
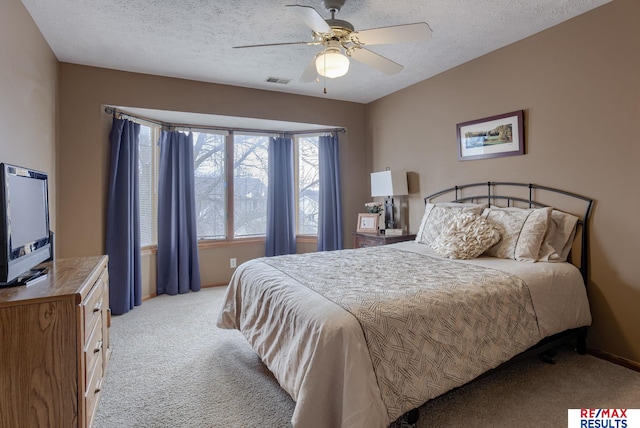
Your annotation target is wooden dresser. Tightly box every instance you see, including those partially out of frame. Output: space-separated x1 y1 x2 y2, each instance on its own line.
353 231 417 248
0 256 110 428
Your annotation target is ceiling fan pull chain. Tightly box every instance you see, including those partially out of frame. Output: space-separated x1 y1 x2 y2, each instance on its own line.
323 54 328 94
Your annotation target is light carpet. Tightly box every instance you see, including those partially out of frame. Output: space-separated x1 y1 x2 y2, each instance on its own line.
94 286 640 428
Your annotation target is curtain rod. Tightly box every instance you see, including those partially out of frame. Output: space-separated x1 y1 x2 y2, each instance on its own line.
104 106 346 135
104 106 167 127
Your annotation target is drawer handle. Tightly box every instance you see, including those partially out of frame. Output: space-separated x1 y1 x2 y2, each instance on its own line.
93 301 102 313
94 340 103 353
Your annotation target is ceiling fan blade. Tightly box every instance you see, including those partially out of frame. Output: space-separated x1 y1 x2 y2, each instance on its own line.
299 57 318 83
286 4 331 34
349 48 403 75
352 22 432 46
233 41 318 49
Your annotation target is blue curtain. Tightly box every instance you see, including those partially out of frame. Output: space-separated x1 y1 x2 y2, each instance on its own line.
318 134 343 251
106 118 142 315
157 130 201 295
266 136 296 256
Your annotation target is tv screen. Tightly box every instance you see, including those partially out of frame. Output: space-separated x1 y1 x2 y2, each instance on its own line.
0 163 51 285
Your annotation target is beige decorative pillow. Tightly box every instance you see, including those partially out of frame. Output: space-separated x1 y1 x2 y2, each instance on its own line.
538 210 579 262
482 207 552 261
430 212 501 259
415 203 486 246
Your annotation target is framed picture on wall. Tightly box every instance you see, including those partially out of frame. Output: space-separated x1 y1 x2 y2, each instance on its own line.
356 213 379 233
457 110 525 161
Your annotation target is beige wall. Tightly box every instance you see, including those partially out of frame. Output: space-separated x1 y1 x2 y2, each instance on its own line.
367 0 640 363
57 65 369 297
0 0 57 229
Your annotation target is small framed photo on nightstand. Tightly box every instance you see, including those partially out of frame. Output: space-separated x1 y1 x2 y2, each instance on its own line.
356 213 379 233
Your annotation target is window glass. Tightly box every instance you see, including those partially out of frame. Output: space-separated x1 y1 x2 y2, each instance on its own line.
138 124 156 246
297 136 320 235
233 134 269 237
193 131 226 239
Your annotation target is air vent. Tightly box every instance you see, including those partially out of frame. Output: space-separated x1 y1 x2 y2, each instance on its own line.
265 77 292 85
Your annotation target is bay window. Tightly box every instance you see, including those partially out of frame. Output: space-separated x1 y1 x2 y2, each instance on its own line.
140 126 321 246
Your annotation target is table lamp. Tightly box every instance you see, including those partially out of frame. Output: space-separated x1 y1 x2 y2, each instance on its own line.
370 170 408 230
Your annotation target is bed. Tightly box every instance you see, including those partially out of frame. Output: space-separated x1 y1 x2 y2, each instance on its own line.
216 182 594 428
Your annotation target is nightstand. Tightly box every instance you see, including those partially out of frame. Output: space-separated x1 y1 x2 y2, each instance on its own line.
353 231 416 248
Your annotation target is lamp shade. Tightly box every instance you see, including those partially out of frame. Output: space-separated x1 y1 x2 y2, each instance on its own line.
370 170 408 197
316 42 350 78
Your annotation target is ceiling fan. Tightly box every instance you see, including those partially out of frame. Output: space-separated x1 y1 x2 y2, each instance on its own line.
233 0 432 82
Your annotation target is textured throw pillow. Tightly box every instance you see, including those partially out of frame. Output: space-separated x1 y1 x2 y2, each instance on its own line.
482 207 552 261
430 212 501 259
538 210 579 262
415 203 486 246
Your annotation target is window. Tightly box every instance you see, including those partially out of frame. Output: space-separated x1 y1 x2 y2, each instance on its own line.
233 134 269 237
296 136 320 235
138 124 158 247
193 131 226 239
138 125 323 245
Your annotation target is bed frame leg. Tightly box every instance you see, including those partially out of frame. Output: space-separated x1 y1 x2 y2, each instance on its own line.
540 349 557 364
576 327 587 355
398 408 420 427
406 408 420 425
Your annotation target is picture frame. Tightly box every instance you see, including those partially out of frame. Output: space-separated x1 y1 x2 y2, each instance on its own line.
457 110 524 161
356 213 379 233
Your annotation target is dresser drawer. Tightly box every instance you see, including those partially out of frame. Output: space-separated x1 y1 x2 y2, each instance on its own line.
85 347 104 428
82 273 105 335
84 316 103 389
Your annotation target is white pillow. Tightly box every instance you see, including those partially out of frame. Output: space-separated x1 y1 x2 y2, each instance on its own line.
415 202 486 246
430 212 501 259
538 210 579 262
482 207 552 261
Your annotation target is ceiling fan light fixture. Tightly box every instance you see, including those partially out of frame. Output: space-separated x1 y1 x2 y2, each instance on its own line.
315 47 350 78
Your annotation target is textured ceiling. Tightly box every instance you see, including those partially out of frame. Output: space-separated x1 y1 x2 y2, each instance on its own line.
22 0 610 104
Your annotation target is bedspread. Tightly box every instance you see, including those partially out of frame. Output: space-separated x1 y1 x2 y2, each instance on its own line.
261 247 541 421
216 244 571 427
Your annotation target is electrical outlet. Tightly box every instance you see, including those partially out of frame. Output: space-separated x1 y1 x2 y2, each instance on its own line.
230 258 237 268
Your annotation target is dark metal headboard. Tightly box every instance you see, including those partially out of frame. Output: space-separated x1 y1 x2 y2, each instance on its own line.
424 182 594 284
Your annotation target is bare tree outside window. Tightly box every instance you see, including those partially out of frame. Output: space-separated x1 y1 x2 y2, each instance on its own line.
298 136 320 235
234 134 269 237
193 131 226 239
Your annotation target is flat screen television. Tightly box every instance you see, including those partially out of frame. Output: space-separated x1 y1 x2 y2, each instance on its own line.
0 163 52 286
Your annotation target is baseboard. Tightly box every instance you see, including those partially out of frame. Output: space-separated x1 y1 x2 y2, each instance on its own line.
141 283 227 302
202 282 228 288
587 348 640 372
142 293 156 302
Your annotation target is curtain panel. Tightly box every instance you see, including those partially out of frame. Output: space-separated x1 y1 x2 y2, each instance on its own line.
157 130 201 295
318 134 343 251
106 118 142 315
266 136 296 256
